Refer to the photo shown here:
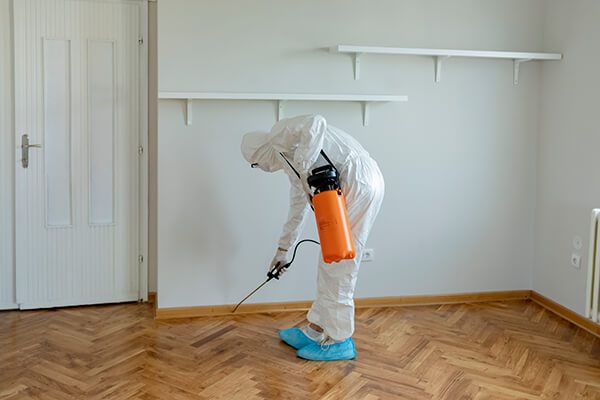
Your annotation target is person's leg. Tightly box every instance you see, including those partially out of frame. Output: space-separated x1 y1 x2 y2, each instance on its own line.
279 159 384 357
306 159 385 344
305 241 363 341
298 207 379 360
279 254 358 348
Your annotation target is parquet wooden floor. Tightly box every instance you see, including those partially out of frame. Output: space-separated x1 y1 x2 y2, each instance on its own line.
1 300 600 399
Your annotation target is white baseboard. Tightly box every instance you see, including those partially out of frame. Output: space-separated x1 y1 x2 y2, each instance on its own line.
0 303 18 310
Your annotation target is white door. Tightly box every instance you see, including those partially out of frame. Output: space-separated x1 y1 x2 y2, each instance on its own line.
13 0 147 309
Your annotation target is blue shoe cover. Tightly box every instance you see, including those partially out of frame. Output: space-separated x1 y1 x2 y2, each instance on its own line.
278 327 318 350
296 338 356 361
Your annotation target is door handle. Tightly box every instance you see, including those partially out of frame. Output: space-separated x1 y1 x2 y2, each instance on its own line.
21 134 42 168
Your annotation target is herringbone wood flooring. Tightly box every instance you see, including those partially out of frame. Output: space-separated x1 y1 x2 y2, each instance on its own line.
1 300 599 399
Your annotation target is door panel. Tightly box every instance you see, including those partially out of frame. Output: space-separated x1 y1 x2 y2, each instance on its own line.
43 38 73 227
88 40 116 225
14 0 143 308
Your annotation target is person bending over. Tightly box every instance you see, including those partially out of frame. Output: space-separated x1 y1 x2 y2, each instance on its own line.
240 115 384 361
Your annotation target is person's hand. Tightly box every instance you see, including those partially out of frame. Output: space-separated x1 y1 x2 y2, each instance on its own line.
269 248 290 278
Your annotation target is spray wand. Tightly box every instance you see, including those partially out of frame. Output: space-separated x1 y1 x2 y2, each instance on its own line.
232 239 320 313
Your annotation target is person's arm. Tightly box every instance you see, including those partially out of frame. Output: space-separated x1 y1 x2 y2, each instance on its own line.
277 180 311 252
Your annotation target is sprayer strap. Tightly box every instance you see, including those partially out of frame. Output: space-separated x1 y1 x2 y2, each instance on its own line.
279 150 338 182
319 150 338 174
279 152 301 180
279 152 314 208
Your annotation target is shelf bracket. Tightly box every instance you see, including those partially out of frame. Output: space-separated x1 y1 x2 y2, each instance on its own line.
513 58 532 85
186 99 192 126
277 100 285 121
361 102 370 126
433 56 450 83
353 53 362 80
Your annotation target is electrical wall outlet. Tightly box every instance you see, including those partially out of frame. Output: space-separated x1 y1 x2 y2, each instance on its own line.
570 253 581 269
573 236 583 250
363 248 374 262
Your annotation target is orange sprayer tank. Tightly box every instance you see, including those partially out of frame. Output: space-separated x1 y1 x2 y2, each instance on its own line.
312 189 355 263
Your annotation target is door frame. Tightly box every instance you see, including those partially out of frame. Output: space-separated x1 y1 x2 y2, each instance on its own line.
11 0 150 305
138 0 149 302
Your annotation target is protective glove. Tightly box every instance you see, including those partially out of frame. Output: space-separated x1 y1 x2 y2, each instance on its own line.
269 248 291 278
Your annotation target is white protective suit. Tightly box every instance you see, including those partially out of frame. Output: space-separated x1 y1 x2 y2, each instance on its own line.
241 115 385 341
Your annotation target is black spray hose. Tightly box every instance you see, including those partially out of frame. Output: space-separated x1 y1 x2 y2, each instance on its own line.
232 239 320 313
267 239 321 280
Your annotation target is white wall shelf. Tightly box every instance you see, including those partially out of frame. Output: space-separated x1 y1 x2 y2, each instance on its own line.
158 92 408 126
330 45 563 84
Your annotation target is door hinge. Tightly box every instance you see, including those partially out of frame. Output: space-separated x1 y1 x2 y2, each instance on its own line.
138 37 144 45
138 145 144 155
138 254 144 264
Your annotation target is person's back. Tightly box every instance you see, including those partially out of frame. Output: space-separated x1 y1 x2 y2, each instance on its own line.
322 124 370 168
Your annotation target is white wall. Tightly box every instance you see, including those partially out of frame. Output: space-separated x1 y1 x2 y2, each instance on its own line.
0 0 594 314
157 0 544 308
0 0 15 308
533 0 600 314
